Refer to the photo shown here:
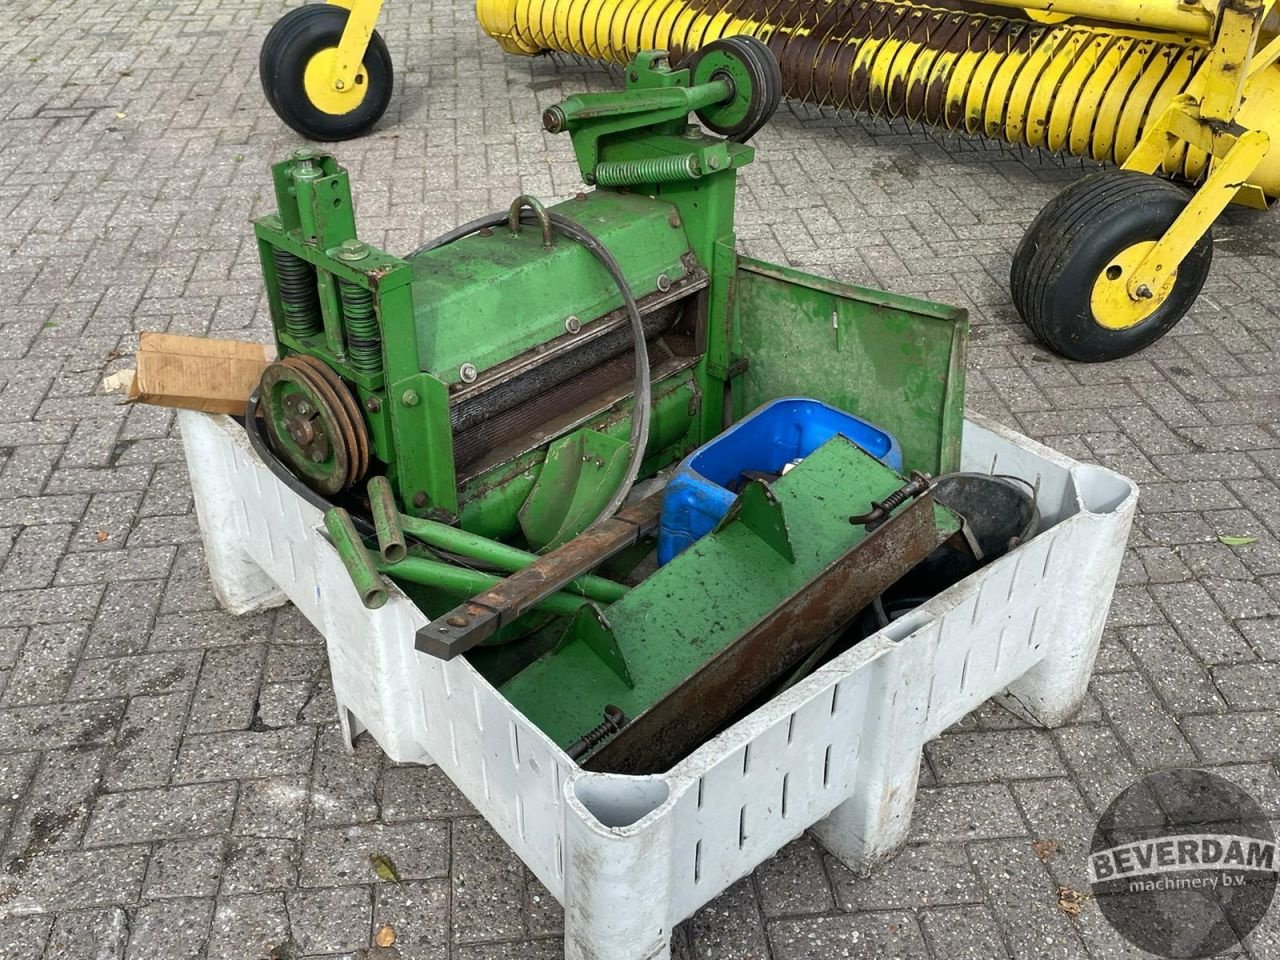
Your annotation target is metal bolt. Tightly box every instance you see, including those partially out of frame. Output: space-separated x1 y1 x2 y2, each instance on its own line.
296 400 311 416
311 451 325 463
337 239 370 261
334 79 345 91
681 124 702 139
412 492 428 508
564 315 582 334
365 396 381 413
445 614 469 628
459 363 478 383
668 210 682 228
1135 284 1154 300
401 389 420 407
707 155 721 170
656 273 672 292
293 148 317 162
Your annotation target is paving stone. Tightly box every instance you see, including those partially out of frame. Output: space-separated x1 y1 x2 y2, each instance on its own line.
124 897 214 960
207 893 292 960
2 622 87 707
84 579 165 658
286 884 372 955
307 725 381 826
452 817 526 943
4 746 106 869
832 841 983 911
103 691 188 790
233 774 311 840
0 846 148 916
373 879 451 960
300 821 450 888
525 872 563 938
919 905 1011 959
0 914 51 959
84 782 236 846
689 878 770 960
173 726 316 784
907 783 1027 843
1089 672 1198 767
967 839 1089 960
1181 711 1280 764
143 837 226 900
381 764 476 822
768 911 929 959
0 699 123 752
925 730 1066 784
184 639 268 729
68 649 202 700
1119 626 1225 715
45 907 130 960
751 836 834 918
220 838 299 895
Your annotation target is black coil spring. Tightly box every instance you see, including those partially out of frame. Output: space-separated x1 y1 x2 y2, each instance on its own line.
339 278 382 374
271 248 323 338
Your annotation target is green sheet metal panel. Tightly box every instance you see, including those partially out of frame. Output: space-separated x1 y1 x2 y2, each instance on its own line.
733 257 967 475
406 191 691 383
498 435 961 748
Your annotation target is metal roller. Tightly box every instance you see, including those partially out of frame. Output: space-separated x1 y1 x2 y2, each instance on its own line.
478 0 1280 198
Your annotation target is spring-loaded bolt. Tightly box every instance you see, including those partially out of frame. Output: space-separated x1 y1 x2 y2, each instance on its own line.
656 273 672 292
564 315 581 334
567 705 628 761
849 471 932 528
459 363 478 383
401 389 420 407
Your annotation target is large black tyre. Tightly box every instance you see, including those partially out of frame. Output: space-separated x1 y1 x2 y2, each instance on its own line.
1011 170 1213 363
260 5 394 141
689 36 782 143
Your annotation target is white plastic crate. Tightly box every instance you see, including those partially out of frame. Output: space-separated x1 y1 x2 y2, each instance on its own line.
180 409 1136 960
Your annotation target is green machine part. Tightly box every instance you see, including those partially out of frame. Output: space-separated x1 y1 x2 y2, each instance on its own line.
251 42 970 770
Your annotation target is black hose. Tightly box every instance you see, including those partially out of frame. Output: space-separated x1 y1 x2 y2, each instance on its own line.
407 207 652 531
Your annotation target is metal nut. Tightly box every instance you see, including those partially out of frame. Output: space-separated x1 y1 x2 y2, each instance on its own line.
459 363 478 383
365 396 382 413
565 315 582 334
337 239 370 261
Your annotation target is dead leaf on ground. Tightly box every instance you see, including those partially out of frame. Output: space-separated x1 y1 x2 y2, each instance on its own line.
374 925 397 947
95 530 109 543
1057 885 1090 919
1032 839 1057 862
370 853 400 883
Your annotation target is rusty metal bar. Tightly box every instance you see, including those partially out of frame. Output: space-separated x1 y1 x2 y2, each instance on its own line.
583 491 945 774
415 492 663 659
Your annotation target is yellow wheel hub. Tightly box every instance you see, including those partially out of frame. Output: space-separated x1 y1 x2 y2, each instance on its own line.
1089 241 1178 331
302 47 368 115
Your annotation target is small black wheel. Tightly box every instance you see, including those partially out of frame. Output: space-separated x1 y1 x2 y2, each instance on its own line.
1011 170 1213 363
688 36 782 143
259 4 394 141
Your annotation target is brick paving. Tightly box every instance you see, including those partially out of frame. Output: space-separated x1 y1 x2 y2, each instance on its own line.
0 0 1278 957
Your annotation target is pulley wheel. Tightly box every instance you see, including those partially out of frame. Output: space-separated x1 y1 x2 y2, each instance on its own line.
688 36 782 143
259 356 369 495
290 354 370 484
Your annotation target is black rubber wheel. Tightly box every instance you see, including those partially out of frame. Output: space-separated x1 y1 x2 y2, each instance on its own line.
259 5 394 141
689 36 782 143
1011 170 1213 363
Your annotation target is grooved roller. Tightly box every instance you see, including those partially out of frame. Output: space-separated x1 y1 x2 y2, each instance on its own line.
477 0 1280 197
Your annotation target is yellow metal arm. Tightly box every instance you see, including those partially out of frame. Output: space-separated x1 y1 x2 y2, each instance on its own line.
327 0 383 92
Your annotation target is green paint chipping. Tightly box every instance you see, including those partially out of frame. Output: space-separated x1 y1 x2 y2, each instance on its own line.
499 435 962 748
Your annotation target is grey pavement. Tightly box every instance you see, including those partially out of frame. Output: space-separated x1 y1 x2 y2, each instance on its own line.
0 0 1278 958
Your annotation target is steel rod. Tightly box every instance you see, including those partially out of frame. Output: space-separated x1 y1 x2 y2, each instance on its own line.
377 555 589 617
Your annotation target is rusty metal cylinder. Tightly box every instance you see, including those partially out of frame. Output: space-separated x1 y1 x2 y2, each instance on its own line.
478 0 1280 198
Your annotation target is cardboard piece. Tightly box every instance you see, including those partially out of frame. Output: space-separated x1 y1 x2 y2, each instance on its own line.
124 332 275 415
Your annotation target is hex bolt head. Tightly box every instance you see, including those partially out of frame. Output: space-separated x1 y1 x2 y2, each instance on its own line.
459 363 478 383
401 389 420 407
337 239 370 261
565 315 582 334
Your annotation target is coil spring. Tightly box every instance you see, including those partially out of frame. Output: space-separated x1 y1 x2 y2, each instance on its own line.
594 154 700 186
567 705 628 760
272 248 322 338
338 279 382 374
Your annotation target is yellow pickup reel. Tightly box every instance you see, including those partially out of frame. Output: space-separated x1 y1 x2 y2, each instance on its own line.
259 0 1279 361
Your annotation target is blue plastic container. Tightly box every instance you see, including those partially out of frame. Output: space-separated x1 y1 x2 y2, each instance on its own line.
657 398 903 564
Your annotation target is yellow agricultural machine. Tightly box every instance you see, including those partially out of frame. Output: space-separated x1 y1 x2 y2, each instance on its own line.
258 0 1279 360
